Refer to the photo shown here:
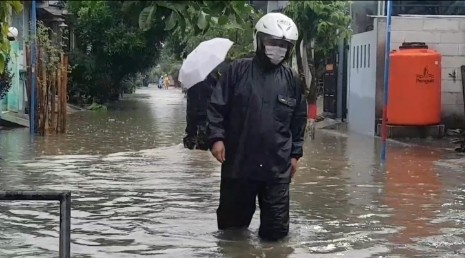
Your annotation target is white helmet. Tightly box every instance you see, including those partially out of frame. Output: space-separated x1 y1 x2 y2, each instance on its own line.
253 13 299 51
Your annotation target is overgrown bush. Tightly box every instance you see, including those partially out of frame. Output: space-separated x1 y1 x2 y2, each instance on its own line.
0 57 13 99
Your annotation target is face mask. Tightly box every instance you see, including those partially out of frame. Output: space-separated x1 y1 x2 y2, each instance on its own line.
264 45 288 65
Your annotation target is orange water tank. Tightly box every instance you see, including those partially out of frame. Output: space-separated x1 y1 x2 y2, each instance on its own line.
388 42 442 125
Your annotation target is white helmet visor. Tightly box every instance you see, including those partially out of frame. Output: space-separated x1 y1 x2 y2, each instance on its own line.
258 32 295 50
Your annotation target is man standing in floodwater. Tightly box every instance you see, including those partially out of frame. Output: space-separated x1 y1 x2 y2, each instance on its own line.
207 13 307 241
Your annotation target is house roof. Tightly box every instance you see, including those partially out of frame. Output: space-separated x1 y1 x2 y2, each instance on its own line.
38 6 63 17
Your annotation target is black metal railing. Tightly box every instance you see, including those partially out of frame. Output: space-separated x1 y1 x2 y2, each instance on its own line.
0 191 71 258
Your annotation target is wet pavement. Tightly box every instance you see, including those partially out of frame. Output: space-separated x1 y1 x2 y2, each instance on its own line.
1 87 465 257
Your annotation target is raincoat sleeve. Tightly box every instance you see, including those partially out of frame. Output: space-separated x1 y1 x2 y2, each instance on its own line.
290 72 308 160
207 62 234 147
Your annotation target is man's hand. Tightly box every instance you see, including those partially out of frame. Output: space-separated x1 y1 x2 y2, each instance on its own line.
291 158 298 178
211 141 226 163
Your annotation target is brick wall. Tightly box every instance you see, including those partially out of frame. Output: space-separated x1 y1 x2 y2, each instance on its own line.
390 16 465 128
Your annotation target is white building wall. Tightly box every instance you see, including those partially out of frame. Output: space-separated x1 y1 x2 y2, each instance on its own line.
347 30 378 136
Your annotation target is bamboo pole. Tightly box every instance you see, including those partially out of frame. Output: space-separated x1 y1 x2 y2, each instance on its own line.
40 48 48 135
33 45 39 133
45 69 51 132
43 59 53 132
37 47 43 135
57 55 62 133
37 48 44 135
26 39 68 135
51 69 57 132
61 54 68 133
49 70 53 131
36 47 41 134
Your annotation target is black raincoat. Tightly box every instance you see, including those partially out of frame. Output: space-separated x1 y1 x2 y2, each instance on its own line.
184 74 217 150
207 57 308 183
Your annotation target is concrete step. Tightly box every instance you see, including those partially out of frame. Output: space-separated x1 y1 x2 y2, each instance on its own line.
0 111 29 127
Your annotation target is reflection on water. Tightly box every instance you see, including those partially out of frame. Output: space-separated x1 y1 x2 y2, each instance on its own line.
384 148 443 251
0 88 465 257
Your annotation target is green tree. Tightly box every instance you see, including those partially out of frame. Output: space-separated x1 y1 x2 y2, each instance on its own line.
0 57 13 99
177 7 262 61
68 1 257 103
132 0 260 59
135 1 261 86
67 1 169 104
133 1 256 35
285 1 352 104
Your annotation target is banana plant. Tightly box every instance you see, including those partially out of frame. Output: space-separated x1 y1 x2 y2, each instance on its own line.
157 0 262 63
124 1 256 39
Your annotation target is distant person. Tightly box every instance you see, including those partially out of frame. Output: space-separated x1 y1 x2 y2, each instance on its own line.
158 76 164 89
207 13 307 241
163 74 170 90
143 75 149 87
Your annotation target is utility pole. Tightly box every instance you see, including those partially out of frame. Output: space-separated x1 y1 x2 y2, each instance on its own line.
381 0 393 163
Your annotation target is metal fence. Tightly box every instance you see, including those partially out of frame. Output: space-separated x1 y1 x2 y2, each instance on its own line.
0 191 71 258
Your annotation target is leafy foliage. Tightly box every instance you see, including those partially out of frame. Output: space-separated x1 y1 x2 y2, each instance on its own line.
67 1 168 104
285 1 351 57
36 21 66 72
0 1 22 74
179 7 262 61
145 46 182 87
130 1 255 34
132 1 260 85
0 57 13 99
68 1 261 103
121 72 144 94
130 1 260 58
284 1 352 102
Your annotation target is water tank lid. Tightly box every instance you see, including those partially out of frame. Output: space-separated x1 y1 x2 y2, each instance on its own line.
399 42 428 50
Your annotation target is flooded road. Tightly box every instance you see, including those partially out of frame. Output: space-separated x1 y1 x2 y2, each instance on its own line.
1 88 465 257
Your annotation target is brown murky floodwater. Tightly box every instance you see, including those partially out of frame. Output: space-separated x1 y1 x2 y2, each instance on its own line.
1 88 465 258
